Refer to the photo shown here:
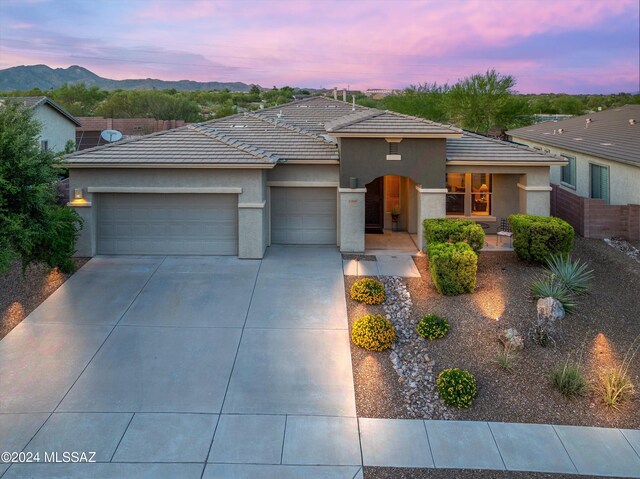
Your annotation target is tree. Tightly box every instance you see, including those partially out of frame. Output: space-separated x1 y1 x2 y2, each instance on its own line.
446 70 530 133
50 83 108 116
383 83 449 123
0 102 82 272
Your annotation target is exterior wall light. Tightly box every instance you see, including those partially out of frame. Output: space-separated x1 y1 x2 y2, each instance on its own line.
74 188 84 200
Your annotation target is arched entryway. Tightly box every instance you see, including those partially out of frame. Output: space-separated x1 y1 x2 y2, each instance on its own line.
364 175 420 252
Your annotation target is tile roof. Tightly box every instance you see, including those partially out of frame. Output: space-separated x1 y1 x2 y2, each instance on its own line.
325 109 462 136
199 113 338 161
254 96 366 135
63 95 565 166
507 105 640 167
1 96 81 126
447 132 566 163
64 125 277 165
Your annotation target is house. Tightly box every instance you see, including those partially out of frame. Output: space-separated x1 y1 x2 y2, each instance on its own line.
63 96 565 258
76 117 190 150
508 105 640 239
2 96 81 152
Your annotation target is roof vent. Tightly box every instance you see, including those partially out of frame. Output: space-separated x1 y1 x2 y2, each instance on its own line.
276 110 282 118
231 124 247 128
600 142 613 146
573 138 583 141
558 128 564 134
630 119 636 125
586 118 592 123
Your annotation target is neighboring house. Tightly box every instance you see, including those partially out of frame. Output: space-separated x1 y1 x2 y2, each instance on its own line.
76 117 189 150
508 105 640 239
1 96 81 152
64 96 565 258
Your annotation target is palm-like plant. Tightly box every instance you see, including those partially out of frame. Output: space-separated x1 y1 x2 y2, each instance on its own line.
529 274 576 313
546 254 594 296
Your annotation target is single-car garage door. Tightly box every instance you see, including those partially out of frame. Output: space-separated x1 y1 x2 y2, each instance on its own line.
271 187 337 245
97 193 238 255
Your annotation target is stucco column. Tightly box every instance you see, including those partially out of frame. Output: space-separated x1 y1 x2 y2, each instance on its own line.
339 188 366 253
416 186 447 251
238 201 266 259
518 172 552 216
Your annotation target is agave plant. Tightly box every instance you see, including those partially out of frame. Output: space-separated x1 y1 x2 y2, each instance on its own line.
546 254 594 296
529 274 576 313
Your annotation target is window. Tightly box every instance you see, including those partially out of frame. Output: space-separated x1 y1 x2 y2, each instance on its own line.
40 140 49 151
446 173 465 215
446 173 492 216
561 155 576 188
471 173 492 216
590 163 609 204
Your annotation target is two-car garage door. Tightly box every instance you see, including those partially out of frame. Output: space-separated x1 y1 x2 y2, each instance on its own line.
270 187 337 245
95 188 337 255
97 193 238 255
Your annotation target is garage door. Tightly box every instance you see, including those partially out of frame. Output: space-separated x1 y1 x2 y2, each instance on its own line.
271 187 337 245
97 193 238 255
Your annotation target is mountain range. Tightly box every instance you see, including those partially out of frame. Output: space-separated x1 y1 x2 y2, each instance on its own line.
0 65 254 92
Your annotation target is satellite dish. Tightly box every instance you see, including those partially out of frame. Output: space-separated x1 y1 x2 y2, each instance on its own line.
100 129 123 142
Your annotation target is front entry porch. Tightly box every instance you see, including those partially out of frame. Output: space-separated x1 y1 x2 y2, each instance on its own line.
364 230 420 255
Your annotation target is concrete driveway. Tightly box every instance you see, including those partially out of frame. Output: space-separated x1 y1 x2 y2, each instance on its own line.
0 247 360 479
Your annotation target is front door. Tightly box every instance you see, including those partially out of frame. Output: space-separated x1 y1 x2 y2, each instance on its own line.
365 177 384 232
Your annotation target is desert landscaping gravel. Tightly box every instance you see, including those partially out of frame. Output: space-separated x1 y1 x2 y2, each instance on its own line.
346 237 639 428
0 258 87 339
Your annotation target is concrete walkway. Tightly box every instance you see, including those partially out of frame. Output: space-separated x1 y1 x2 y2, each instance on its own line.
1 248 640 478
343 255 421 278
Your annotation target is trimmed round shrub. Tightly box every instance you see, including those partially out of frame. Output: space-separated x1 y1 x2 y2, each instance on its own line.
427 242 477 295
423 218 485 254
350 277 386 305
436 368 477 408
416 314 450 339
351 314 397 351
508 214 574 264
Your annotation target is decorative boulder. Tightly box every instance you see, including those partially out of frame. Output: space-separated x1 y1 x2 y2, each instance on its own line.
499 328 524 350
532 297 566 346
536 297 565 322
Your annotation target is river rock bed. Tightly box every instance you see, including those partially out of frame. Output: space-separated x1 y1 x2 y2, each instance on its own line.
381 276 452 419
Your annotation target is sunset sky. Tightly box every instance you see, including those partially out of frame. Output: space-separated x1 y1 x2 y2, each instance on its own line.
0 0 638 93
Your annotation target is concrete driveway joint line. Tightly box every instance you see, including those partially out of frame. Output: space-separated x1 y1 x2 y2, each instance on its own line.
203 257 262 468
3 250 640 478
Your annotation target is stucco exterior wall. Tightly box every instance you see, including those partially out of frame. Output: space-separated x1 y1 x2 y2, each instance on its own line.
339 138 447 188
510 136 640 206
267 163 339 184
68 168 267 258
33 104 76 153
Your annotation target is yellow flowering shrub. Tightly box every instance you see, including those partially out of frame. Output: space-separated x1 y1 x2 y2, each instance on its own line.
436 368 477 408
351 314 396 351
350 278 386 305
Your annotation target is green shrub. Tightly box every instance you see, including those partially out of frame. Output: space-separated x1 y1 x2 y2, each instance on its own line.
546 254 593 296
552 356 588 398
35 206 83 273
508 214 574 264
416 314 450 339
529 275 576 313
350 277 386 305
427 242 477 295
436 368 477 408
351 314 397 351
423 218 485 254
